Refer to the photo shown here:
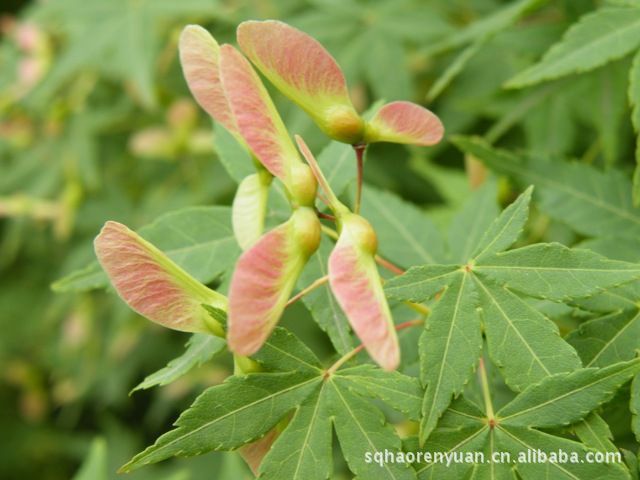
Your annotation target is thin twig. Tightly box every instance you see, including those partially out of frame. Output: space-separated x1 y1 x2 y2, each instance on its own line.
317 211 336 221
325 318 424 376
286 275 330 307
353 144 366 214
375 254 405 275
321 225 339 240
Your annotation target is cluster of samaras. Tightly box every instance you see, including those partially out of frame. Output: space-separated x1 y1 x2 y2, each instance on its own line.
94 20 443 370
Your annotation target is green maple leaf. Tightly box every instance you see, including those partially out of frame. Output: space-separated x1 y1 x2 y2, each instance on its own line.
386 186 640 444
121 327 421 479
414 357 640 479
566 281 640 444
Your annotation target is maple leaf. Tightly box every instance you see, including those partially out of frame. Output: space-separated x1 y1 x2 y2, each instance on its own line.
385 186 640 443
415 356 640 480
121 327 421 479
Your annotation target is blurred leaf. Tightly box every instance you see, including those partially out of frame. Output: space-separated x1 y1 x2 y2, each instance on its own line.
576 62 629 166
424 0 549 56
579 236 640 262
631 50 640 204
452 136 640 238
506 6 640 88
213 124 255 184
522 85 576 156
427 36 487 102
218 452 252 480
364 33 412 101
51 262 107 293
71 438 108 480
31 0 221 108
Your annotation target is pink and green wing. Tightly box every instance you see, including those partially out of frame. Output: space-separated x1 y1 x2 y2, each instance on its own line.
178 25 237 134
232 172 272 250
219 44 300 185
364 101 444 146
237 20 363 144
94 221 226 336
328 218 400 370
228 223 303 355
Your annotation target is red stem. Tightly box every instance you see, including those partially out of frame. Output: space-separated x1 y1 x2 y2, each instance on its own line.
325 318 423 375
375 254 405 275
317 211 336 221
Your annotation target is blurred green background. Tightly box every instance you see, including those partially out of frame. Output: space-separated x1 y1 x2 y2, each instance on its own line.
1 0 635 478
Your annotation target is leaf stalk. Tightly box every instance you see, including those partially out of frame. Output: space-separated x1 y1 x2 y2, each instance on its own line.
286 275 329 307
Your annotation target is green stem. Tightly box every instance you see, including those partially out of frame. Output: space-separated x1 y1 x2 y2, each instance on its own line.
321 225 339 240
375 254 404 275
286 275 329 306
353 144 366 214
478 357 495 422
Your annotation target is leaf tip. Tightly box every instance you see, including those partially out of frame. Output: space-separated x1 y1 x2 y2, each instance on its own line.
178 25 236 132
